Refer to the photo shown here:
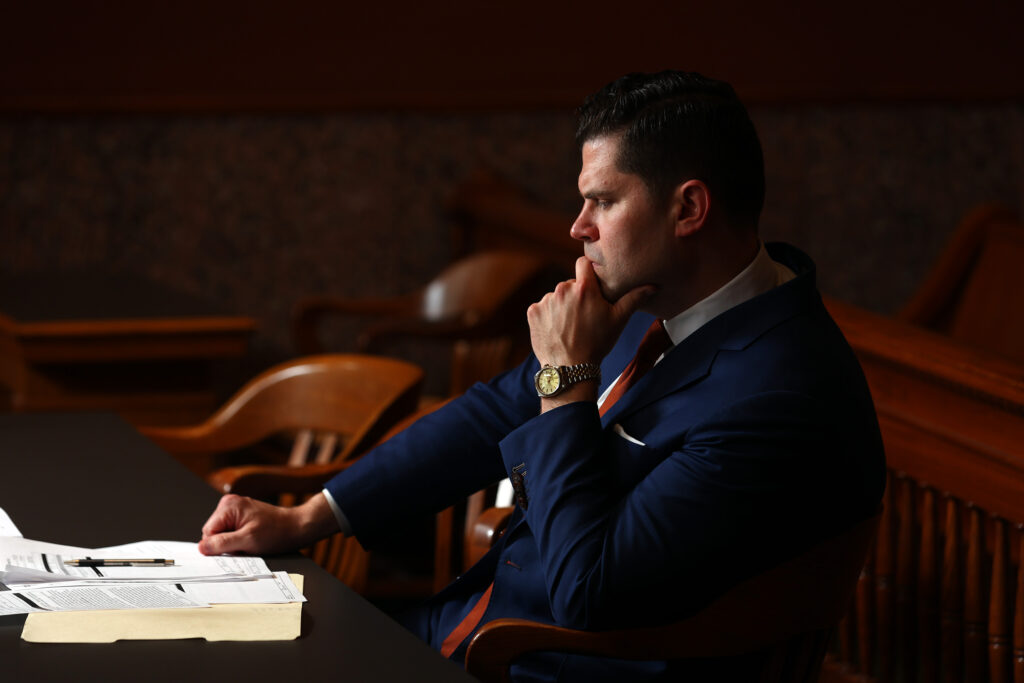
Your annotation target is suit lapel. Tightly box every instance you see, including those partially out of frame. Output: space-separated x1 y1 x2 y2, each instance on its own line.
599 326 718 426
600 249 817 426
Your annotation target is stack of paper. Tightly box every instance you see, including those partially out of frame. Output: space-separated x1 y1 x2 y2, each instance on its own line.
0 507 305 642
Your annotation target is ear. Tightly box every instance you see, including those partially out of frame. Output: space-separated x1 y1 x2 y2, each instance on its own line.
670 179 710 238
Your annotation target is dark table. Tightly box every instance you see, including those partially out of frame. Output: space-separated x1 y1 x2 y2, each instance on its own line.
0 412 475 683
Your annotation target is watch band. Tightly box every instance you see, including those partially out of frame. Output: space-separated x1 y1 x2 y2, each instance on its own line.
559 362 601 387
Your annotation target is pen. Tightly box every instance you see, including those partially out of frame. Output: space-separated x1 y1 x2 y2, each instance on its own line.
64 558 175 567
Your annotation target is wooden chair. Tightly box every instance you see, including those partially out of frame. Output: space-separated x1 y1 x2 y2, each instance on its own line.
138 353 424 592
464 511 881 683
447 168 580 264
899 203 1024 363
140 353 424 478
292 249 567 397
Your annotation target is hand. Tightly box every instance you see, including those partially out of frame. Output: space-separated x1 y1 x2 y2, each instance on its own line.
527 257 655 407
198 493 339 556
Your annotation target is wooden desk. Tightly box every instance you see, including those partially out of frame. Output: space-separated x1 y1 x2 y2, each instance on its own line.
0 412 474 683
0 272 257 425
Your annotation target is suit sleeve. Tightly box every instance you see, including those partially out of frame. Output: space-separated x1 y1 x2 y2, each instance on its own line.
497 389 868 630
324 355 542 548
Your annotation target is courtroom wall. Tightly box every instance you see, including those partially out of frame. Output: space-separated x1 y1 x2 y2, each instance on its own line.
1 1 1021 393
4 107 1021 356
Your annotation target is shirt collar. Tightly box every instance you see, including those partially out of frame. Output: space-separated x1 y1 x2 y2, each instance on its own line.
662 242 796 346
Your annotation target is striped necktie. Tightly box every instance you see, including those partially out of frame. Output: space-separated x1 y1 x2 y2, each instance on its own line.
599 320 673 417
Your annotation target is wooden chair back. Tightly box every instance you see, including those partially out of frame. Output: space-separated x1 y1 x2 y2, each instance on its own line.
413 250 556 322
139 353 424 476
447 167 580 264
900 203 1024 363
464 511 881 683
292 249 566 396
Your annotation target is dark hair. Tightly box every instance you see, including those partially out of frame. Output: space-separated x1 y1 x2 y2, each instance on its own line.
576 71 765 228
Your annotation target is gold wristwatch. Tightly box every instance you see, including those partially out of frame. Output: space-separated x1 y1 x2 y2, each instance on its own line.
534 363 601 398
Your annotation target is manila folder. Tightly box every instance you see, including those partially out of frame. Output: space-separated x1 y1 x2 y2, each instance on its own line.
21 574 303 643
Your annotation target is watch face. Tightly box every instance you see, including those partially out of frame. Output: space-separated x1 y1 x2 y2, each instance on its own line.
535 366 561 396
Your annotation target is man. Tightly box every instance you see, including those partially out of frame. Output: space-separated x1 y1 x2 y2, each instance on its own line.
199 71 886 680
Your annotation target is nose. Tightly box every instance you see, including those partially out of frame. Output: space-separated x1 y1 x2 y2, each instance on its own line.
570 208 595 242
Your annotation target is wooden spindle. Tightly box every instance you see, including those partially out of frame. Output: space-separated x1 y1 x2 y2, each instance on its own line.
942 495 964 682
837 611 854 668
991 517 1012 682
288 428 314 466
314 432 338 464
897 476 918 683
1014 527 1024 683
919 485 939 682
965 505 987 682
857 542 876 675
877 476 896 682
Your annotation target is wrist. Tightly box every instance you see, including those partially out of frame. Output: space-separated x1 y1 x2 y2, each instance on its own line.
296 493 342 545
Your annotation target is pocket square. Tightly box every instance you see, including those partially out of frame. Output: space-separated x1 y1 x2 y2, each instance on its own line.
613 423 646 446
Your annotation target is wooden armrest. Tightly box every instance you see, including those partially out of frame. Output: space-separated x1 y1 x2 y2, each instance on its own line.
206 461 354 498
294 293 418 317
292 293 418 353
897 203 1018 326
138 424 222 452
466 618 684 683
356 314 492 350
137 424 231 477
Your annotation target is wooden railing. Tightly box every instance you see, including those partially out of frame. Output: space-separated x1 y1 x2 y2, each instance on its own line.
824 299 1024 683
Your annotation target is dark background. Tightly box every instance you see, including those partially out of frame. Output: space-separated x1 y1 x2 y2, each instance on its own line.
3 0 1022 391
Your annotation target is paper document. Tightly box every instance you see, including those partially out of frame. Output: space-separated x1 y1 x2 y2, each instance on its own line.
0 507 22 537
0 582 208 615
0 535 301 616
0 571 304 616
1 536 272 589
181 571 305 604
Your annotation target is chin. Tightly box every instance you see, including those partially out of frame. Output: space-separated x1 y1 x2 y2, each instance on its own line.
600 282 628 303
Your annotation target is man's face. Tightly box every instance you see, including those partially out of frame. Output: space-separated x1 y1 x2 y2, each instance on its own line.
571 135 678 303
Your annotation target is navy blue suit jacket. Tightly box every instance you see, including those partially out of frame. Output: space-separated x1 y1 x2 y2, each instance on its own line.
326 243 886 681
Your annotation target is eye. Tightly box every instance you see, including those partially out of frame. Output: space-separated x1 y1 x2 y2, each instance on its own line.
581 195 613 212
